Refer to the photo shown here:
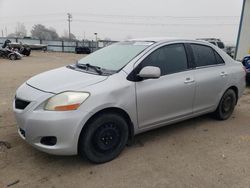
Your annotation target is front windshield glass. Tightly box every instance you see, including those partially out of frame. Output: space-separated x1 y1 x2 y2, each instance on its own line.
77 41 153 71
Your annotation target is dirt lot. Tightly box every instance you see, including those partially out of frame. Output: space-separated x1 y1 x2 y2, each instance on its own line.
0 51 250 188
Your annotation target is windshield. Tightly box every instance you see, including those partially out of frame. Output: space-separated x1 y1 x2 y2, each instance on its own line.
77 41 153 71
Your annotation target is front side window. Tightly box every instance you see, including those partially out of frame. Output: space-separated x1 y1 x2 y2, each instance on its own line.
139 44 188 75
191 44 218 67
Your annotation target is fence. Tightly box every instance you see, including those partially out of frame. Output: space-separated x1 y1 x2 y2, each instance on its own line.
0 37 117 52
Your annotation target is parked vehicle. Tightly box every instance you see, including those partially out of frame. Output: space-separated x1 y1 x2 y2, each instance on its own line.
225 46 236 58
18 46 31 56
75 46 91 54
197 38 226 52
242 55 250 83
0 40 22 60
7 42 31 56
8 42 47 51
13 38 245 163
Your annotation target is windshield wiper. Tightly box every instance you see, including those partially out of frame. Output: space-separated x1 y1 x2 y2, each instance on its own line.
76 62 103 75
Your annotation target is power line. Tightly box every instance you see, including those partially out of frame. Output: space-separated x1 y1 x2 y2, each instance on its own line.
73 12 240 20
0 19 66 25
74 19 239 27
0 12 240 20
0 17 239 27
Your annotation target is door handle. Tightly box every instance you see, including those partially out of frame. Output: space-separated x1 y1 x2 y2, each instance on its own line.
220 72 228 77
184 78 195 84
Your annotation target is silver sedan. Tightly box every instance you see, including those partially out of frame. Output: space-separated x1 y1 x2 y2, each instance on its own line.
13 38 246 163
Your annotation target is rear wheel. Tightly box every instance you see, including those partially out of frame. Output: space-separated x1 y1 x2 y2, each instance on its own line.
79 113 129 163
26 50 31 56
214 89 236 120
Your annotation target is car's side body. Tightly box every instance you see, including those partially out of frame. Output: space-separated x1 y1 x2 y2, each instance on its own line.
13 38 245 157
124 39 245 133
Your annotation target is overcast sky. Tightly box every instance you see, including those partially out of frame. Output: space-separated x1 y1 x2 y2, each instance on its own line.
0 0 244 44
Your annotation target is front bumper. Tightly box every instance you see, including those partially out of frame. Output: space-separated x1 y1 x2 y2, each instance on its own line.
13 83 91 155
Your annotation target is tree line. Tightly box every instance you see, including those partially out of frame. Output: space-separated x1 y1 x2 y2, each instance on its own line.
7 23 76 41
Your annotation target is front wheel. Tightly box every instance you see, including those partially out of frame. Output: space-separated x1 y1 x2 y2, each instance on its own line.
78 113 129 163
213 89 237 120
9 54 17 60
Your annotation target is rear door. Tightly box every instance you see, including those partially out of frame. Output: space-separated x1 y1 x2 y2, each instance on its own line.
135 43 196 128
190 44 229 113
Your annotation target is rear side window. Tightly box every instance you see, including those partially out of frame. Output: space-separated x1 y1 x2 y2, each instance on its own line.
191 44 218 67
139 44 188 75
214 51 225 64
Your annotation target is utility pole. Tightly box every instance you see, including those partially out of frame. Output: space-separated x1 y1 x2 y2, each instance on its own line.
94 32 98 50
67 13 72 39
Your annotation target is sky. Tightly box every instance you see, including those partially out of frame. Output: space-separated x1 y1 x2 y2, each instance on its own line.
0 0 244 44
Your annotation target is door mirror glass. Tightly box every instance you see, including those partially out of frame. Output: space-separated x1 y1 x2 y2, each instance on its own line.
137 66 161 79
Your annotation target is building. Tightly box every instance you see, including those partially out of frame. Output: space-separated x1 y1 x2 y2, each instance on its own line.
235 0 250 60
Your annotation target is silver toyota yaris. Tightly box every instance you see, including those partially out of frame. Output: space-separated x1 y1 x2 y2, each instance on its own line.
13 38 246 163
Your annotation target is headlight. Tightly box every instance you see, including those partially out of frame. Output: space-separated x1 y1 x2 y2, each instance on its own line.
44 92 89 111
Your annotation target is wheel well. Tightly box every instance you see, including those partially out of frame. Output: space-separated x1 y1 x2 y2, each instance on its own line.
228 86 238 103
78 107 134 148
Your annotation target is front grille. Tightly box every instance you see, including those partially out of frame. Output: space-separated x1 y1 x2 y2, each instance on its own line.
19 128 26 138
15 98 30 110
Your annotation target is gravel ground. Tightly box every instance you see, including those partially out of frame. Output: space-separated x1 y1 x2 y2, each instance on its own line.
0 51 250 188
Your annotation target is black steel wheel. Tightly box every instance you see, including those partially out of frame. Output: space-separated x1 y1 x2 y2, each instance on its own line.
214 89 236 120
79 113 129 163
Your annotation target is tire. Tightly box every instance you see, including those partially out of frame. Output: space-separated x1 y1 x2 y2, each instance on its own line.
9 54 17 60
213 89 237 120
26 50 31 56
79 113 129 163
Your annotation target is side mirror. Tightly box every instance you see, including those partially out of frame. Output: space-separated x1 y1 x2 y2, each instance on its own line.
137 66 161 79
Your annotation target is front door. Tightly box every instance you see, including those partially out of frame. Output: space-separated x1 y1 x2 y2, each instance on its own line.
135 43 196 128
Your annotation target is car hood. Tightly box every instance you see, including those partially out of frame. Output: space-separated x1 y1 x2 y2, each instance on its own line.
26 67 108 93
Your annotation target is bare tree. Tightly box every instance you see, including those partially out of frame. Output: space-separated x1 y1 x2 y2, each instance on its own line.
7 23 27 38
15 23 27 37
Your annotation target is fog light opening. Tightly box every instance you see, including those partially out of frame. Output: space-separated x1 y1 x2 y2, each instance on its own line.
40 136 57 146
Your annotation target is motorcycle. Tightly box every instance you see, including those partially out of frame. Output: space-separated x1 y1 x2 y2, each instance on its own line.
0 40 22 60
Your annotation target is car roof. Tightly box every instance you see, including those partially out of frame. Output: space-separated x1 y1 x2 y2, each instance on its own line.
128 37 211 45
128 37 181 42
